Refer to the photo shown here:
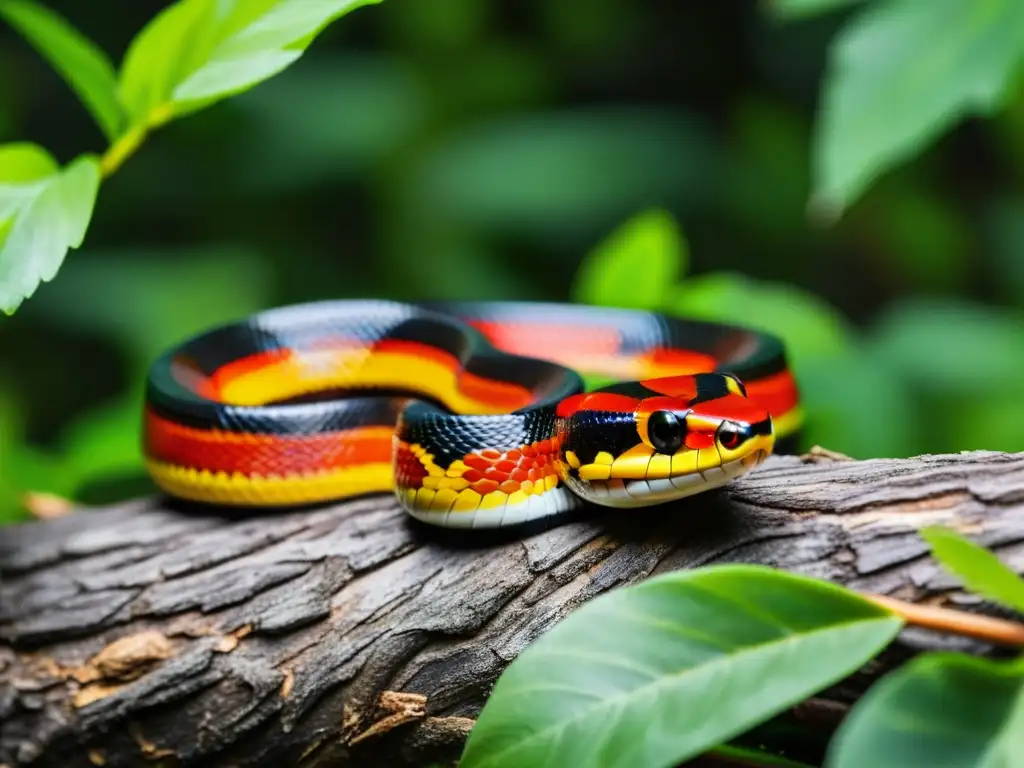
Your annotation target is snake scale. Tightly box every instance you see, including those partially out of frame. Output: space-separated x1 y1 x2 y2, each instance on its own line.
142 300 801 528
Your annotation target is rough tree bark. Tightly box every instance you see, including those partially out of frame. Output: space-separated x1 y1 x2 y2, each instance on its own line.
3 448 1024 767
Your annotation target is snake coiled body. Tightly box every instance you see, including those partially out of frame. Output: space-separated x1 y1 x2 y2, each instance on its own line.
142 300 801 528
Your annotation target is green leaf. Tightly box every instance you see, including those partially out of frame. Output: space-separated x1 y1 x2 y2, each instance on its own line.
117 0 383 127
0 142 56 182
460 565 903 768
811 0 1024 216
769 0 867 21
921 526 1024 615
827 654 1024 767
0 143 100 315
571 208 684 311
0 0 125 141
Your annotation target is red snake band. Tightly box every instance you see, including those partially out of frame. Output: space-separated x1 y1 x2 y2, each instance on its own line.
142 300 801 528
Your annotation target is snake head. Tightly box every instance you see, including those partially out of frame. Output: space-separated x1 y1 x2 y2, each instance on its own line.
554 372 774 508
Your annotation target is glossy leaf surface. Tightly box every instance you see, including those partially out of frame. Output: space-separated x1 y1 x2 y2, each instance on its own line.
812 0 1024 215
573 208 684 311
828 654 1024 767
461 565 903 768
117 0 382 126
0 144 100 314
921 526 1024 615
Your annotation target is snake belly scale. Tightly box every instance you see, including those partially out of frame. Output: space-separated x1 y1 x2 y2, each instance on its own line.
142 300 802 529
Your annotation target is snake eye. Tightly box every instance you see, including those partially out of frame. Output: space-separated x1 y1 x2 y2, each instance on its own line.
717 422 745 450
648 410 683 454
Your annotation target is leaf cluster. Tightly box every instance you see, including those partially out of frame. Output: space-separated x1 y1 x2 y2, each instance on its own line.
4 0 1024 317
0 0 381 314
461 526 1024 767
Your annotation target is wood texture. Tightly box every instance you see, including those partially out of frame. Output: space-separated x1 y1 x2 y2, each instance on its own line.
3 448 1024 767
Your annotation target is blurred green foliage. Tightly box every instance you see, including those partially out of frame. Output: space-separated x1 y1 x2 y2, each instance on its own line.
2 0 1024 522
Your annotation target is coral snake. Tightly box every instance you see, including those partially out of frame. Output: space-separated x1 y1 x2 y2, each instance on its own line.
142 300 802 529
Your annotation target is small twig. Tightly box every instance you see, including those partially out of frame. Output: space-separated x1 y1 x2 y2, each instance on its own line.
866 593 1024 646
801 445 854 463
98 104 173 179
348 691 428 746
98 125 148 178
21 491 74 519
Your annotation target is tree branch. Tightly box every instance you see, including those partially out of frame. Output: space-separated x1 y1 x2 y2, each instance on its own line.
3 449 1024 766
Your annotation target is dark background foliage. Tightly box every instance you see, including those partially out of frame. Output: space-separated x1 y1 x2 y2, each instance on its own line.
2 0 1023 520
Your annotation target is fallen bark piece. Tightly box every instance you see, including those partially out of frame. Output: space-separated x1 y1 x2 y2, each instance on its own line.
2 449 1024 766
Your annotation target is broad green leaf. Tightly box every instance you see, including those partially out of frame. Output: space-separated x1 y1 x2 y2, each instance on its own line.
827 654 1024 767
572 208 684 311
0 0 125 141
460 565 903 768
0 143 100 314
117 0 382 127
921 526 1024 615
811 0 1024 216
0 142 56 183
769 0 867 20
867 298 1024 395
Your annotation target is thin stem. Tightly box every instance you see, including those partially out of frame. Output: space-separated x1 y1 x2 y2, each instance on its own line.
20 491 73 520
98 104 173 179
865 593 1024 646
99 125 147 178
